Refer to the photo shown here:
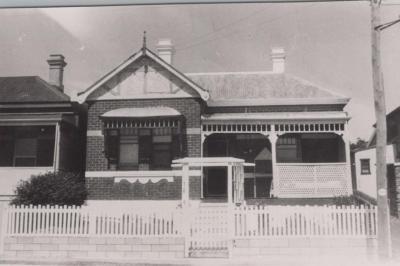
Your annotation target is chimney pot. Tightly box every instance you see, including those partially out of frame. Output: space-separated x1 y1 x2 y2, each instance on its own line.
271 47 285 73
156 39 174 65
47 54 67 92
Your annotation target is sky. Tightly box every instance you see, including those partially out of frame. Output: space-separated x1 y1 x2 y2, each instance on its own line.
0 1 400 141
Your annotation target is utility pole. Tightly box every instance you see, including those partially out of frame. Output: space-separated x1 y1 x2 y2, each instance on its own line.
371 0 391 259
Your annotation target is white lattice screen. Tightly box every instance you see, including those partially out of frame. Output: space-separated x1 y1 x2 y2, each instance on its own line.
276 163 348 198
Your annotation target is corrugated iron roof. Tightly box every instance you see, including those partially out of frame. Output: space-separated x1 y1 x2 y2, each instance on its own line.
187 72 348 105
0 76 70 103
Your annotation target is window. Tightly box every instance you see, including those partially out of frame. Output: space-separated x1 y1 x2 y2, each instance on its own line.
360 159 371 175
119 136 139 170
396 142 400 162
152 136 172 170
277 136 299 162
105 127 180 171
0 126 55 167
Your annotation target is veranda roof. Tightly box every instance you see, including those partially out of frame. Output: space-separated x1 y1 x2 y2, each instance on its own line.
100 107 181 119
202 111 349 122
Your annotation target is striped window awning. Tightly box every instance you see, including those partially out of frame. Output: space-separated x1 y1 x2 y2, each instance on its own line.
100 107 181 129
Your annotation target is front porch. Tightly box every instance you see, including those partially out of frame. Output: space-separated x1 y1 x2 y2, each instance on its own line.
200 112 352 199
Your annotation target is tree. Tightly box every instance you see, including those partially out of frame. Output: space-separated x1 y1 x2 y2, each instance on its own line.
350 138 369 151
11 172 87 206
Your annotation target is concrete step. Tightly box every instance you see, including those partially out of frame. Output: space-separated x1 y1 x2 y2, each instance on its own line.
189 248 229 258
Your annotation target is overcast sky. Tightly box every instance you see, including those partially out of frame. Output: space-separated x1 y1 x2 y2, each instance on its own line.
1 1 400 141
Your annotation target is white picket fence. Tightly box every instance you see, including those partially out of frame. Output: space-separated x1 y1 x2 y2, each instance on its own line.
233 205 377 238
2 204 377 240
4 205 182 237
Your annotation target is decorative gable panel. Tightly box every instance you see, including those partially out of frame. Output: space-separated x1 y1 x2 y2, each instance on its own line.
87 57 198 101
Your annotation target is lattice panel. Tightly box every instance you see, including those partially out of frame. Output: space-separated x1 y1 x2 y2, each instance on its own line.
315 164 348 196
276 163 348 198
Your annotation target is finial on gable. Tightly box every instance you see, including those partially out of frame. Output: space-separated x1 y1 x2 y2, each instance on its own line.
142 31 147 50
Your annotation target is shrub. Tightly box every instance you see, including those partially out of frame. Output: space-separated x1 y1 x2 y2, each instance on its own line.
11 172 87 206
332 195 359 206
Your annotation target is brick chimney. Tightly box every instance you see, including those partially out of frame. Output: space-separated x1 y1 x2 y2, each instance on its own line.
271 48 285 73
156 39 174 65
47 54 67 92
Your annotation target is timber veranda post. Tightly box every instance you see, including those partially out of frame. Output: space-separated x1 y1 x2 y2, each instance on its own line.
371 0 391 259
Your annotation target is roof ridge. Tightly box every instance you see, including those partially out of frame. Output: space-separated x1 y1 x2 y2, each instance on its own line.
0 75 38 79
186 71 276 76
78 50 140 96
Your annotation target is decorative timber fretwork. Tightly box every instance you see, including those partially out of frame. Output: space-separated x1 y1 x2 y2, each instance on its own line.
103 119 180 129
202 122 346 134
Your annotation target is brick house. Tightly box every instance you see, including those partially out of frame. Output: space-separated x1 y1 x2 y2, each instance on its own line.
355 106 400 216
0 55 85 201
78 38 353 205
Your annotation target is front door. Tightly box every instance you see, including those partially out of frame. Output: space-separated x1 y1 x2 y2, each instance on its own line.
203 167 227 198
204 138 229 199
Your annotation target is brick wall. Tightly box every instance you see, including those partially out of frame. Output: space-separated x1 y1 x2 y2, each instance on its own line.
86 136 108 171
87 98 201 131
2 236 184 260
232 237 377 258
2 236 376 260
85 98 202 200
86 98 202 171
86 177 182 200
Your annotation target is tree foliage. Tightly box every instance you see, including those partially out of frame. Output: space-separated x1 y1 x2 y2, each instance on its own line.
11 172 87 206
350 138 369 151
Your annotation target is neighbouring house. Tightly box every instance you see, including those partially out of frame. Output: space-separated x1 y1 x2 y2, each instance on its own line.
354 106 400 216
0 55 86 201
78 37 353 206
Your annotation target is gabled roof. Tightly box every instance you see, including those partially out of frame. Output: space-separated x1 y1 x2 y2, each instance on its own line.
78 48 209 103
187 72 349 106
0 76 70 103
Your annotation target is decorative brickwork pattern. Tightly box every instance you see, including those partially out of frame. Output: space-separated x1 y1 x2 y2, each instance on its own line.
86 177 182 200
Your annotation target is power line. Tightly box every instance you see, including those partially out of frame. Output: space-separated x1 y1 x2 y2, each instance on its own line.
176 3 316 51
174 5 271 48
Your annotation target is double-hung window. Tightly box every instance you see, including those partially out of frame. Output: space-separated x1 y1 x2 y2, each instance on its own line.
360 159 371 175
0 126 55 167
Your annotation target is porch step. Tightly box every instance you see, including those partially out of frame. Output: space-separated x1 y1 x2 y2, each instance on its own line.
189 248 229 258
